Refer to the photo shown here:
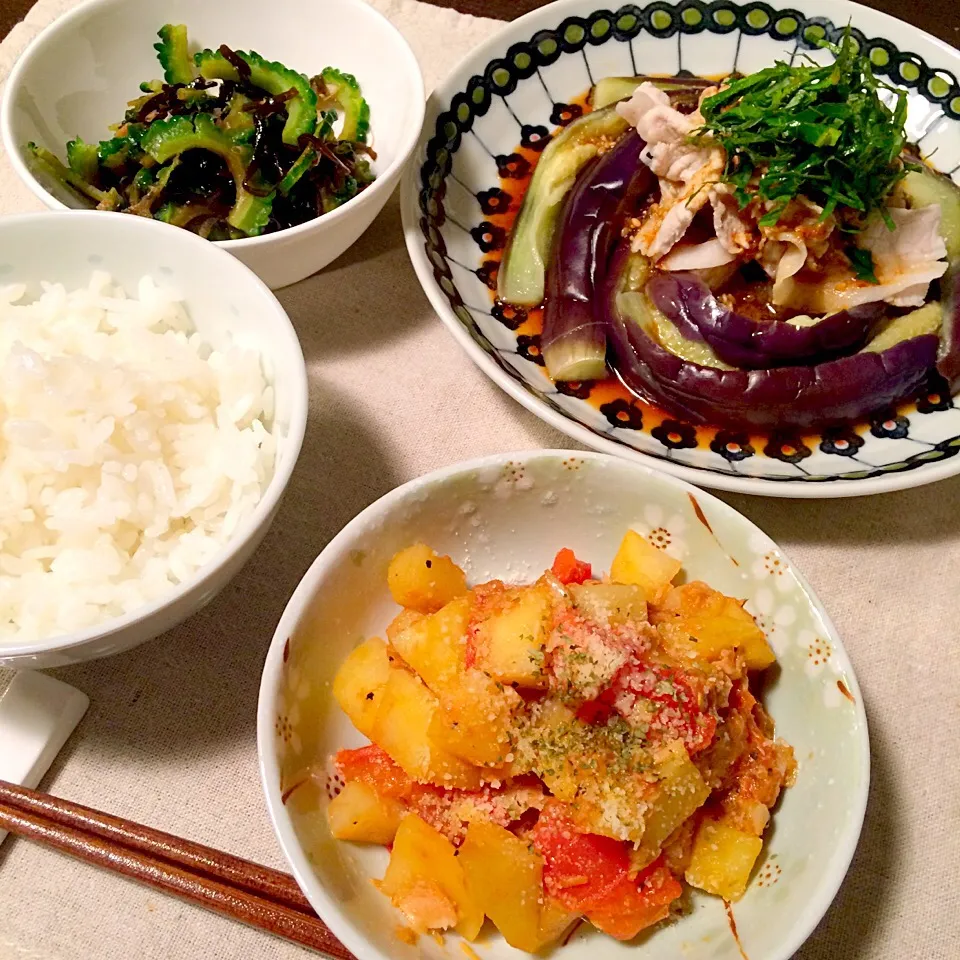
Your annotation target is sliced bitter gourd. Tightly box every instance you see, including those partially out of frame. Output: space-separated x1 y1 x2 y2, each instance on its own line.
317 67 370 144
194 48 317 146
154 24 194 85
140 113 273 236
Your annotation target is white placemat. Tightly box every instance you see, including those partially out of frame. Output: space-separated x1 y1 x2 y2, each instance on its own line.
0 2 957 959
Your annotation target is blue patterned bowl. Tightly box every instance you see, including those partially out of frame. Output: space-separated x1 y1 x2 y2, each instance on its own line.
402 0 960 497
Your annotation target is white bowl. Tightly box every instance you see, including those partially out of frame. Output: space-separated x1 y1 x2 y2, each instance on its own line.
258 450 869 960
0 211 307 669
0 0 425 289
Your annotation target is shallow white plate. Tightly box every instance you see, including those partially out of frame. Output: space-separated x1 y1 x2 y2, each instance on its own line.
402 0 960 497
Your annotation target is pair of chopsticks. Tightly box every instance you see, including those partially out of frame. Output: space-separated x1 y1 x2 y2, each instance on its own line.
0 779 354 958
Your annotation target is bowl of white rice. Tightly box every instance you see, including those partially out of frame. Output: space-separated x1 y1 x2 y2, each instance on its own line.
0 211 307 668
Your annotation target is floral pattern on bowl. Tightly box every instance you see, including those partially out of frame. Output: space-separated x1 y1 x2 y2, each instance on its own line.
401 0 960 498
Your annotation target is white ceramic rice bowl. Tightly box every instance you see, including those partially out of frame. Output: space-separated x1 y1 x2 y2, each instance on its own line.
0 211 307 668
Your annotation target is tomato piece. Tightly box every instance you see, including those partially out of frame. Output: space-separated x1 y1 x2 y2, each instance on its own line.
588 660 717 754
334 744 413 799
551 548 593 585
531 802 629 911
586 858 682 940
575 686 617 724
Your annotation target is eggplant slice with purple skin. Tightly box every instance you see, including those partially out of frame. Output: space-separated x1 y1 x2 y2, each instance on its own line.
499 65 960 428
536 76 713 380
604 244 941 430
645 272 885 370
542 132 652 381
498 76 714 309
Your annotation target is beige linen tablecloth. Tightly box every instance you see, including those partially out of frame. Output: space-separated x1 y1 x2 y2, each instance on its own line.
0 1 958 958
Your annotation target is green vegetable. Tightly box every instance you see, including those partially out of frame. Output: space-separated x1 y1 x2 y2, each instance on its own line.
66 137 98 181
195 47 317 146
321 175 360 213
127 165 156 204
133 166 156 191
26 143 121 209
21 28 374 240
698 31 911 227
497 106 630 306
97 134 144 172
140 114 273 235
154 202 178 224
317 67 370 143
846 246 879 284
278 146 318 196
176 87 214 108
154 24 194 85
155 200 221 229
127 158 179 216
219 92 256 143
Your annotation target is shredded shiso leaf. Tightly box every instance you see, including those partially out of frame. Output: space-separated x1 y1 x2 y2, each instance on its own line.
698 30 912 229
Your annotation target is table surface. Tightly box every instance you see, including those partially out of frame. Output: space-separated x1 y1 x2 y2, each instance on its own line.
0 2 958 960
1 0 958 44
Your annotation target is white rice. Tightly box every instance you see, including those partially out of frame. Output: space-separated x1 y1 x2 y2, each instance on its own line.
0 272 276 644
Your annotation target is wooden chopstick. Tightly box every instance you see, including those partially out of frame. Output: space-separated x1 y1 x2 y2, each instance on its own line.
0 778 311 912
0 780 354 959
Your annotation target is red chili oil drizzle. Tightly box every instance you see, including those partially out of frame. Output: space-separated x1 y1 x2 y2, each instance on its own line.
486 84 919 454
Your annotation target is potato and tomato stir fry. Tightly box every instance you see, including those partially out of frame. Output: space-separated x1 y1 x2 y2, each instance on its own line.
329 531 795 950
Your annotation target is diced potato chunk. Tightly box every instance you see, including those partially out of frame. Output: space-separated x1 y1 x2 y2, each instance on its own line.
659 583 776 670
473 586 551 688
370 668 481 790
390 595 520 766
327 780 406 844
387 543 467 614
380 814 483 939
611 530 681 596
429 675 519 767
536 898 580 951
332 637 393 738
390 596 471 693
570 582 647 624
739 629 777 671
685 818 763 902
386 607 424 644
459 821 545 952
635 742 710 856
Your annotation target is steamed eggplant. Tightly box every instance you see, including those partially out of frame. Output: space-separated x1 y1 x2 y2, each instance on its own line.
499 48 960 429
604 245 940 430
496 106 629 306
542 132 651 381
497 76 714 308
646 273 884 370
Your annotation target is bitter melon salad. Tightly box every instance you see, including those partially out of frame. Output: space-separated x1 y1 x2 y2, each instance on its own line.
26 25 375 239
327 533 796 951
